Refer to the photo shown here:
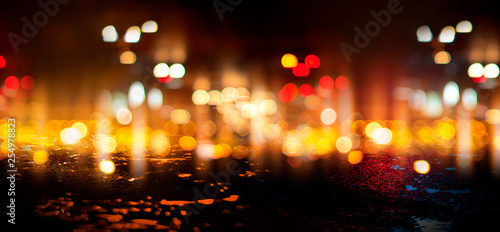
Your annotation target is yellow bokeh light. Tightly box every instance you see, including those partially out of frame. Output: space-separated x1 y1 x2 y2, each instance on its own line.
98 136 117 153
179 136 197 150
171 109 191 125
281 53 298 68
192 90 209 105
315 139 332 155
485 109 500 124
120 51 136 64
218 143 232 158
164 120 179 136
99 160 116 174
414 160 430 174
336 136 352 153
182 121 198 136
202 120 217 137
71 122 88 138
259 99 277 115
60 128 82 145
436 122 455 141
365 122 381 138
493 136 500 150
371 128 392 145
208 90 224 105
150 130 170 155
347 150 363 164
33 151 48 164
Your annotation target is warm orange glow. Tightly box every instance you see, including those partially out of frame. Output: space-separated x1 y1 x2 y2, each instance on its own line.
347 151 363 164
179 136 197 150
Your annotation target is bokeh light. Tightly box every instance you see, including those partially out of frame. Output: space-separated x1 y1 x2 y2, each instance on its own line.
438 26 455 43
320 108 337 125
335 75 349 90
33 151 48 164
0 55 5 68
434 51 451 64
292 63 310 77
192 90 209 105
99 160 116 174
102 25 118 42
128 81 145 108
305 54 320 68
60 128 82 145
124 26 141 43
468 63 484 78
98 136 117 153
456 20 472 33
5 76 19 90
484 63 499 78
71 122 88 138
347 151 363 164
299 84 313 97
443 81 459 107
171 109 190 124
416 25 432 42
147 88 163 110
371 128 392 145
154 63 170 78
414 160 430 174
279 83 299 103
462 88 477 111
120 51 136 64
20 75 35 90
281 53 298 68
116 108 133 125
169 63 186 78
319 76 334 90
485 109 500 124
336 136 352 153
179 135 197 150
141 20 158 33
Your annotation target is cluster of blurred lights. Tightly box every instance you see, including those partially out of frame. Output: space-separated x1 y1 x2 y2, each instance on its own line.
417 21 472 65
0 55 36 97
102 21 158 65
417 20 472 43
281 54 320 77
154 63 186 79
468 63 499 83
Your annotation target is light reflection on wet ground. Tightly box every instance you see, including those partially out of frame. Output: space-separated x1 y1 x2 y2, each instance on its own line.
4 145 500 231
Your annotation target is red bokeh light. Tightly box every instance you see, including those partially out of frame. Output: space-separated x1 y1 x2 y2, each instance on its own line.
0 55 5 68
472 75 487 83
299 84 314 97
5 76 19 90
335 75 349 90
305 55 320 68
279 83 299 103
292 63 310 77
158 76 173 83
21 75 35 90
319 76 334 90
